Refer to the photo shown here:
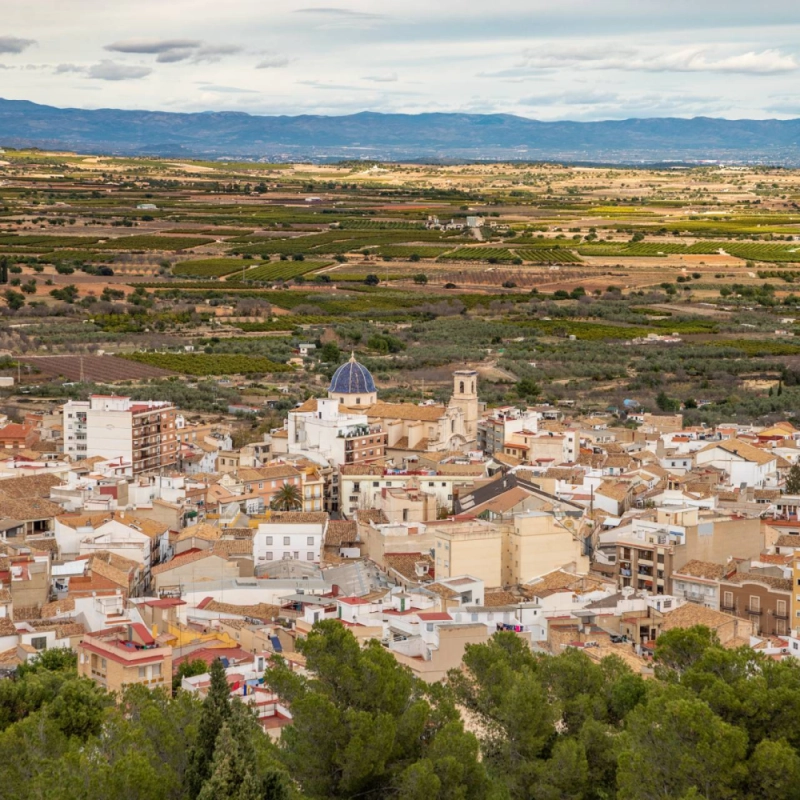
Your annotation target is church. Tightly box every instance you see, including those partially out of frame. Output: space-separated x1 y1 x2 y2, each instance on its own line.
289 354 479 464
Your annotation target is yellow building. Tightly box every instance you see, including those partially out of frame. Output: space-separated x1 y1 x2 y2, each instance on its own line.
78 624 172 695
503 511 588 586
431 520 503 588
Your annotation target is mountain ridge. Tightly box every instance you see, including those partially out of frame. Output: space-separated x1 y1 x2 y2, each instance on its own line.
0 97 799 163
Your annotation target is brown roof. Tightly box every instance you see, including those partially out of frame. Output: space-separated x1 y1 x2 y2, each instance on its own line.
202 598 281 621
775 534 800 548
56 511 168 539
238 465 300 481
40 598 76 618
151 550 215 575
175 522 223 543
699 439 777 466
595 481 632 502
425 582 459 600
0 496 63 521
367 402 447 422
87 556 134 588
0 647 21 668
0 589 11 605
268 511 328 525
0 473 63 499
673 560 726 582
721 572 792 592
325 520 358 547
355 509 388 525
339 463 386 477
384 553 434 583
481 590 519 607
660 603 745 632
0 617 17 635
212 539 254 557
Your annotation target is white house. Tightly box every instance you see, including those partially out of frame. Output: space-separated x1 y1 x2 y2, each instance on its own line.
695 439 777 487
254 515 328 565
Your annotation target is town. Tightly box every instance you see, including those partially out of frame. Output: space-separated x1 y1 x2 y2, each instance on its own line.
1 352 798 697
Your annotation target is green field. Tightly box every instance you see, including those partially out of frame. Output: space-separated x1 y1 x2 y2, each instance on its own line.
173 258 249 277
120 352 293 375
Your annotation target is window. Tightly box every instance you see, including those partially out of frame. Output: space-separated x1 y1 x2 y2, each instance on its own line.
307 552 314 561
152 664 161 677
138 667 146 678
426 623 434 632
266 552 273 560
283 536 290 546
266 536 273 545
30 636 47 651
293 551 299 559
101 658 107 670
307 536 314 545
749 595 760 612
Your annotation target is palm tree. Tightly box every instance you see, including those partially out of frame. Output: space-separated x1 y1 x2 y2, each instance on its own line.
271 482 302 511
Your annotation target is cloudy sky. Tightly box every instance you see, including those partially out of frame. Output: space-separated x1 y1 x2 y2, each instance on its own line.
2 0 800 120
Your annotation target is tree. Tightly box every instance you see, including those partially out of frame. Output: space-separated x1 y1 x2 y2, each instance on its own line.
517 377 540 401
364 274 380 286
0 257 8 284
173 658 209 693
320 342 340 363
266 621 488 800
185 658 232 799
3 289 24 310
654 625 719 677
413 273 428 284
656 390 680 412
270 482 302 511
617 688 747 800
198 704 289 800
786 462 800 494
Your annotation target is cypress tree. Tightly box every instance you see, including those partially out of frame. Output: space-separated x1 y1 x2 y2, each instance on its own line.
186 658 232 799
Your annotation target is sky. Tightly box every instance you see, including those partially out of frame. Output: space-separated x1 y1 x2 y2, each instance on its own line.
1 1 800 120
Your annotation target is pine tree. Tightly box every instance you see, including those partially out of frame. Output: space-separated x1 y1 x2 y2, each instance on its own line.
786 462 800 495
186 658 232 799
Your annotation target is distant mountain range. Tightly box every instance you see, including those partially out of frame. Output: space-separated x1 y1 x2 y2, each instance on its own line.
1 98 799 164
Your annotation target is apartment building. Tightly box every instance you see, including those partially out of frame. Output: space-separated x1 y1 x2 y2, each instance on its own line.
594 506 763 595
63 396 178 475
718 572 792 637
78 623 172 694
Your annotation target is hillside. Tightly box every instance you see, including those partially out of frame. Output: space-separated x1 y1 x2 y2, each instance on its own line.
1 98 800 162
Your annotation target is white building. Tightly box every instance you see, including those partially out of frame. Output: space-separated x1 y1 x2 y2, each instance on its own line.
254 516 328 566
63 396 179 475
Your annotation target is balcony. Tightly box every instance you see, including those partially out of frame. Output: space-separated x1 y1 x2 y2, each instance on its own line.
721 602 737 613
774 609 790 620
746 606 763 616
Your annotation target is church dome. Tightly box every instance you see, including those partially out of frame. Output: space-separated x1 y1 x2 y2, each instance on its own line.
329 354 376 396
328 356 377 395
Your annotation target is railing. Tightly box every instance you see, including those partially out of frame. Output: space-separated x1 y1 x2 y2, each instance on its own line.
774 609 790 620
721 601 737 613
746 606 763 616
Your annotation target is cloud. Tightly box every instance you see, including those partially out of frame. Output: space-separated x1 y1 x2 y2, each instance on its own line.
193 44 242 63
0 36 35 55
106 38 200 55
362 73 398 83
197 84 260 94
512 44 799 75
256 54 290 69
104 38 240 64
294 7 386 19
87 60 152 81
54 63 85 74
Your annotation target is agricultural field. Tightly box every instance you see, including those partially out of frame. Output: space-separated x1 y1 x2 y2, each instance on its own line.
120 352 293 375
172 258 249 278
3 150 800 422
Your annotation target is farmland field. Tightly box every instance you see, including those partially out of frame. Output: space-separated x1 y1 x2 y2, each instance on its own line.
3 150 800 422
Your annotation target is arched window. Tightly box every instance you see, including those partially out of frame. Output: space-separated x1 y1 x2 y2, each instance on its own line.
459 381 465 394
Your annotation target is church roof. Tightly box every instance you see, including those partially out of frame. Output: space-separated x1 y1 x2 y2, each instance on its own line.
329 354 376 396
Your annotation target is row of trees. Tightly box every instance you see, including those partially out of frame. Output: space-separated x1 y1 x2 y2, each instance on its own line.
5 621 800 799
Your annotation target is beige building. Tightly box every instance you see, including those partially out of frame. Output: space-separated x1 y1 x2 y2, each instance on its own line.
78 623 172 694
360 519 434 570
431 520 503 588
389 622 489 683
151 550 240 593
504 511 588 586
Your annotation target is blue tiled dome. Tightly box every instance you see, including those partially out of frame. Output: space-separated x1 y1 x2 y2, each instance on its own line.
329 355 376 395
